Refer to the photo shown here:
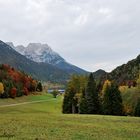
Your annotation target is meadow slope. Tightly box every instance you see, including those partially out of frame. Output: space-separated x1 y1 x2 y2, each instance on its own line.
0 94 140 140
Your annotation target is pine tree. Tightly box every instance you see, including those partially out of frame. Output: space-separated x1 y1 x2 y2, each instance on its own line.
79 88 88 114
103 82 123 115
62 87 76 114
85 73 100 114
37 82 43 92
62 91 72 113
134 99 140 117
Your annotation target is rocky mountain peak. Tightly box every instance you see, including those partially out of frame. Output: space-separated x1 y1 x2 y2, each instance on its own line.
4 41 87 74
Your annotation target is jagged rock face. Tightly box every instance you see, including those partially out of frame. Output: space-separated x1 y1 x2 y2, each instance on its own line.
24 43 65 65
7 42 64 64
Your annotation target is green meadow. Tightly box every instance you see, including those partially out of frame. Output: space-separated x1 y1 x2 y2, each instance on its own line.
0 93 140 140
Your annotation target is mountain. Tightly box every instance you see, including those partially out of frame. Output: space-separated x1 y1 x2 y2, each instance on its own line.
0 40 69 82
108 55 140 85
7 42 87 74
93 69 107 79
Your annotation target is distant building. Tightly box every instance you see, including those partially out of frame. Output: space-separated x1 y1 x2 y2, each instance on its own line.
47 89 65 94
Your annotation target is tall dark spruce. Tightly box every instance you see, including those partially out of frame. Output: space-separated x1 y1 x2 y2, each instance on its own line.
84 73 100 114
103 83 123 115
134 98 140 117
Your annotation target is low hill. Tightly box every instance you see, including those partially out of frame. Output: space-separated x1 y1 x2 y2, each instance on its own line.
93 69 107 79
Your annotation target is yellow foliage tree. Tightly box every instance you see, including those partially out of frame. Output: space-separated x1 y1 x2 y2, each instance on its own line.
0 82 4 94
101 80 111 96
119 86 128 94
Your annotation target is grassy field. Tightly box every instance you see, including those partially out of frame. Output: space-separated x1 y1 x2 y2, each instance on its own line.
0 93 140 140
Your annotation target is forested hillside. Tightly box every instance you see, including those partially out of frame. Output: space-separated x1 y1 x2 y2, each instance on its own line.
109 55 140 85
0 64 42 98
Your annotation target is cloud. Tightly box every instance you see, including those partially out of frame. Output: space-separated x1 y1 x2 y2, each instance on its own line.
0 0 140 72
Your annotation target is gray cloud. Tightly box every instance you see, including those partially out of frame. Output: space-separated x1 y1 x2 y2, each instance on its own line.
0 0 140 72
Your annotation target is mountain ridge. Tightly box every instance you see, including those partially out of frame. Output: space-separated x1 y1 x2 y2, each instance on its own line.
108 54 140 85
0 40 69 82
6 42 87 74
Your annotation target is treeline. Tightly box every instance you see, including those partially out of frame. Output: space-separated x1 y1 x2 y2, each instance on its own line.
0 64 42 98
62 73 140 116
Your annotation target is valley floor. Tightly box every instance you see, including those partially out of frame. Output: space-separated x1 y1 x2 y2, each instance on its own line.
0 94 140 140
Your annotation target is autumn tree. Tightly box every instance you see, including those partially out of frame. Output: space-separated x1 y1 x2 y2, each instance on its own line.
10 87 17 98
62 75 87 114
23 87 29 96
0 64 39 98
30 80 37 91
0 82 4 95
101 80 111 96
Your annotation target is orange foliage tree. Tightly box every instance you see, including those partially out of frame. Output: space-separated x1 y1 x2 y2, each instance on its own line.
23 87 29 96
10 87 17 98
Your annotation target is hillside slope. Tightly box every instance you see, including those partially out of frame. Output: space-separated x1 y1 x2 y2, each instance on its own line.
109 55 140 84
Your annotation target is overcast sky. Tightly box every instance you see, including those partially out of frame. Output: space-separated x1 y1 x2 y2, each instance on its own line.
0 0 140 72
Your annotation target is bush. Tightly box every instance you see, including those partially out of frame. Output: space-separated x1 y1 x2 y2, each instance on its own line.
52 90 58 98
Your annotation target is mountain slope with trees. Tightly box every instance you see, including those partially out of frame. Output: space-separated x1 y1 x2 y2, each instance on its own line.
0 64 42 98
109 55 140 85
0 40 70 82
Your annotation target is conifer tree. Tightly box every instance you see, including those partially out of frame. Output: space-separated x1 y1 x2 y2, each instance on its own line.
85 73 100 114
103 82 123 115
62 90 72 113
79 88 88 114
37 82 43 92
62 87 77 113
134 99 140 117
